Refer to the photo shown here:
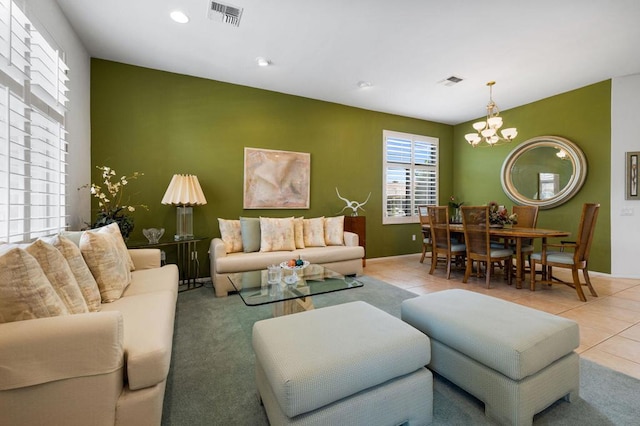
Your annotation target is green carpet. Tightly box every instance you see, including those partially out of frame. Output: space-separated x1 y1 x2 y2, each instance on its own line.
162 276 640 425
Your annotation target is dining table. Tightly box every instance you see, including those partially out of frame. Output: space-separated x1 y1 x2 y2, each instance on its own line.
423 224 571 289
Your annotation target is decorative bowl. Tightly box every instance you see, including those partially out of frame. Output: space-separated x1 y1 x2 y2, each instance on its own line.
143 228 165 244
280 260 310 270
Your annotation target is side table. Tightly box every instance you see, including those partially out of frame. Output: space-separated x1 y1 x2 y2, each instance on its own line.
127 237 205 291
344 216 366 267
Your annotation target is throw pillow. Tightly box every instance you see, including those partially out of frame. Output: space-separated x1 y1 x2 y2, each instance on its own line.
26 240 89 314
324 215 345 246
293 216 305 249
51 235 102 312
80 231 130 303
218 218 243 253
259 217 296 252
0 247 68 323
98 223 135 271
240 217 261 253
303 217 326 247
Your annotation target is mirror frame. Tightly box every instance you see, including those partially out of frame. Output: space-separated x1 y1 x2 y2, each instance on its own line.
500 136 587 209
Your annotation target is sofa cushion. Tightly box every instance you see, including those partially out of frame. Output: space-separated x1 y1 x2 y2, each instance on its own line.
293 216 305 249
215 245 364 274
80 231 131 303
324 215 345 245
122 265 179 298
218 218 243 253
0 247 68 323
51 235 102 312
303 217 326 247
260 217 295 252
100 290 176 390
240 217 261 253
26 239 89 314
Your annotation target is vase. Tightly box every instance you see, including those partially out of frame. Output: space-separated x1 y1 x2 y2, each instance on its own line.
450 208 462 224
93 209 134 239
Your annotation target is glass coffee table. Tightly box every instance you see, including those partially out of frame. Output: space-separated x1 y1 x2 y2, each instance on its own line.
227 264 363 316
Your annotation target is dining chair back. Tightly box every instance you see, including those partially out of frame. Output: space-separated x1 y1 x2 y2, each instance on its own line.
512 205 539 229
511 205 540 274
417 205 432 263
428 206 465 279
530 203 600 301
461 206 513 288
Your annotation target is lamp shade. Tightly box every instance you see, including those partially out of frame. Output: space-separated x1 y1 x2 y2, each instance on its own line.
161 174 207 206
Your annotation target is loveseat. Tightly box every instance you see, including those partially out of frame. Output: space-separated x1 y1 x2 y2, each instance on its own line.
0 224 179 426
210 216 364 297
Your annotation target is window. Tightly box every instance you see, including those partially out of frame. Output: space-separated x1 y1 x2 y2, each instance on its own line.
0 0 69 242
383 130 438 224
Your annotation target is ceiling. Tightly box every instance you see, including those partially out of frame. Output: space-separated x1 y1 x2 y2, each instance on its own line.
53 0 640 125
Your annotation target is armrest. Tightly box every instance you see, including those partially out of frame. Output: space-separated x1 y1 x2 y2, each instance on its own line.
209 238 228 259
0 312 124 391
128 248 161 270
343 231 359 246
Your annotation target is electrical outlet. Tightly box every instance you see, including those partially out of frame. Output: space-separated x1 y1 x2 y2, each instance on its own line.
412 234 416 241
621 207 634 216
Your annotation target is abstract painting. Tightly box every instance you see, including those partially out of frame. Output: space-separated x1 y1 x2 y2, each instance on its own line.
243 147 310 209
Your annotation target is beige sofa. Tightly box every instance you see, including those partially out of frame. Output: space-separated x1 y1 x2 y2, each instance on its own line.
0 243 178 426
210 231 364 297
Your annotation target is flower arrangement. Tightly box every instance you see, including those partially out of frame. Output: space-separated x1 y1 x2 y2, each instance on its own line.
81 166 147 238
448 195 464 209
488 201 517 226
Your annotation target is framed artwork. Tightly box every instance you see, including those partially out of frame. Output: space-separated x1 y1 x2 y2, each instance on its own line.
243 147 310 209
626 152 639 200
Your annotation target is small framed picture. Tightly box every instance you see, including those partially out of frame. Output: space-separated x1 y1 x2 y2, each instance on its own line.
626 152 639 200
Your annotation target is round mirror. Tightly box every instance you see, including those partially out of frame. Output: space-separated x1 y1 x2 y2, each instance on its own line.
500 136 587 209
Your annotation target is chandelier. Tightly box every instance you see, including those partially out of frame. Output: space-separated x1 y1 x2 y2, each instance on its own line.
464 81 517 147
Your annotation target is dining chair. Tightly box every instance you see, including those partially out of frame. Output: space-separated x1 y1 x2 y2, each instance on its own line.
530 203 600 302
461 206 513 288
428 206 466 279
417 205 432 263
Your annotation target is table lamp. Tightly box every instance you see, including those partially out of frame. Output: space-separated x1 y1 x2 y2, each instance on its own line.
161 174 207 240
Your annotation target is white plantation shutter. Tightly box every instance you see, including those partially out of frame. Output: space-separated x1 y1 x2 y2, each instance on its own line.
383 130 438 224
0 0 68 242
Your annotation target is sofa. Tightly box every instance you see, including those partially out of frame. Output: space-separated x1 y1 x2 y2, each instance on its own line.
0 224 179 426
210 216 364 297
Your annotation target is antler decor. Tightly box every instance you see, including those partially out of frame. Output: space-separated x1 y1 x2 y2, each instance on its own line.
335 188 371 216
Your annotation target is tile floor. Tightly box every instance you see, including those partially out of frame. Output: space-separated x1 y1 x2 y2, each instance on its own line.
365 254 640 380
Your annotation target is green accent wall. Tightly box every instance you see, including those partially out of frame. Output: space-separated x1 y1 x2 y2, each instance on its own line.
453 80 611 273
91 60 611 274
90 59 454 275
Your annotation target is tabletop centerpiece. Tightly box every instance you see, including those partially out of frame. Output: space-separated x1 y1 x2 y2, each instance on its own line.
488 201 518 227
448 195 464 223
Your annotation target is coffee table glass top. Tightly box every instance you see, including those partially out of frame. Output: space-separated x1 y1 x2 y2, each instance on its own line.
228 264 363 307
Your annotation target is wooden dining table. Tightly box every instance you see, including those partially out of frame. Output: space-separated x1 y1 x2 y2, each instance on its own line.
423 224 571 289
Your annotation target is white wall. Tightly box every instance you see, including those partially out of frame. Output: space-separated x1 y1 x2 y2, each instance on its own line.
24 0 91 230
611 73 640 277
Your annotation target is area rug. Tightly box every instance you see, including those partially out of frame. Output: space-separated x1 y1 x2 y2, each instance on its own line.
162 276 640 425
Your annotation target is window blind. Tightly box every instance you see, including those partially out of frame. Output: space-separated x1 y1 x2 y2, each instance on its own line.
0 0 68 242
383 130 438 225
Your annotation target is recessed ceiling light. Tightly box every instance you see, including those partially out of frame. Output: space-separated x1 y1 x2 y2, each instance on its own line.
170 10 190 24
256 57 271 67
357 81 372 88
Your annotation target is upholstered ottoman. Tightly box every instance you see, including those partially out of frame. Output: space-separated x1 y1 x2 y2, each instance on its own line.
252 301 433 426
401 289 579 426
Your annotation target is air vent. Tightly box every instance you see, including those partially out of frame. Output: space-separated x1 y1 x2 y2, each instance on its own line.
439 75 464 87
208 1 243 27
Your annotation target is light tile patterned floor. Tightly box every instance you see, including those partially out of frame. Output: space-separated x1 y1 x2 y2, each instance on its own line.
365 254 640 380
